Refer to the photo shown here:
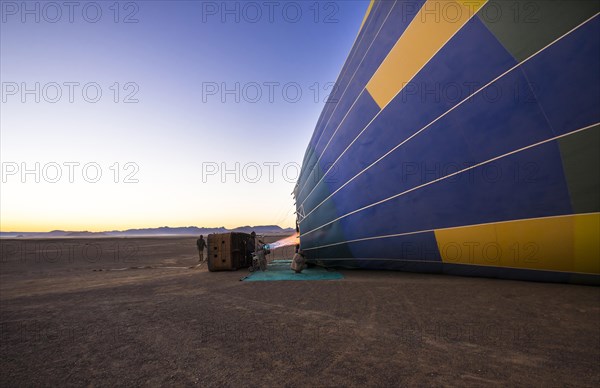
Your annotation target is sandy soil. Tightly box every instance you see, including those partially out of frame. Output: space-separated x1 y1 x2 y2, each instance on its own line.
1 237 599 386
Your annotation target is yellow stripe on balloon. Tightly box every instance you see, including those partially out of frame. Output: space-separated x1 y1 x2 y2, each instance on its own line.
434 213 600 274
366 0 487 108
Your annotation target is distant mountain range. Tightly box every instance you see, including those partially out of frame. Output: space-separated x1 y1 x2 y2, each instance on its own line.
0 225 295 238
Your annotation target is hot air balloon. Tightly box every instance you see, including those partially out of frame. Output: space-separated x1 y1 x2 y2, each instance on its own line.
294 0 599 284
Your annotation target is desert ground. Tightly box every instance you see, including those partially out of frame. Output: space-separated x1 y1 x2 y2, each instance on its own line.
1 237 598 386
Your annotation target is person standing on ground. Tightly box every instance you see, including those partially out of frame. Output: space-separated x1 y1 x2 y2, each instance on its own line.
245 231 256 262
197 235 206 263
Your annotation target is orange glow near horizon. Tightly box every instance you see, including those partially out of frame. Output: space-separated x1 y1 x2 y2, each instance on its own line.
0 188 297 233
0 219 294 233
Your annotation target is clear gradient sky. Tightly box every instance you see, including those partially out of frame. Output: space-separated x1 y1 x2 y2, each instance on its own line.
0 0 369 232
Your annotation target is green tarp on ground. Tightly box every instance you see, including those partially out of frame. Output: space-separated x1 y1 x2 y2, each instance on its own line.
242 260 344 282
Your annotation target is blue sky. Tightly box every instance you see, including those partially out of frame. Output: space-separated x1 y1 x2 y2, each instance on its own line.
0 0 369 231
